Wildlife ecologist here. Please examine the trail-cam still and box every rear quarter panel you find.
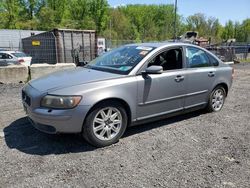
[214,64,233,92]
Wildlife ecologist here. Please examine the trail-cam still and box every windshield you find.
[11,52,27,57]
[85,45,155,74]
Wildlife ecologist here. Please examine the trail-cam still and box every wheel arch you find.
[213,83,229,96]
[82,98,132,130]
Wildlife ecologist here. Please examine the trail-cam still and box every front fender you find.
[49,76,138,121]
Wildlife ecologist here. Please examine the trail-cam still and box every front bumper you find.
[24,103,91,134]
[28,118,57,134]
[22,84,91,134]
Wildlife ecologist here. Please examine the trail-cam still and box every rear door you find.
[11,52,31,66]
[184,46,217,109]
[5,54,16,65]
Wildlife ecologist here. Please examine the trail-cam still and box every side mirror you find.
[142,65,163,75]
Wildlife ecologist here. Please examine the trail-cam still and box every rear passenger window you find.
[186,47,210,68]
[207,53,219,66]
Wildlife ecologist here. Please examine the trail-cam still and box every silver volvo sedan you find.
[22,43,233,147]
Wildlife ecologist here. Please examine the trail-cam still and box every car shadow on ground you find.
[4,111,204,156]
[124,110,204,138]
[4,117,96,155]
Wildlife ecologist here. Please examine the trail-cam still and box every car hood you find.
[29,67,123,92]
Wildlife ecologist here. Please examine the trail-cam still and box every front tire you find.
[207,86,226,112]
[82,102,128,147]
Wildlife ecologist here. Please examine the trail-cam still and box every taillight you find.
[18,59,25,64]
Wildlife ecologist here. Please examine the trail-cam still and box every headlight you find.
[41,95,82,109]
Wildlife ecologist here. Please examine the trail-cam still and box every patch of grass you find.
[239,58,250,63]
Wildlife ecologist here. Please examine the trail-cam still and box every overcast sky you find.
[107,0,250,25]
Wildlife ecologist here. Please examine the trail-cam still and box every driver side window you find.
[148,48,183,71]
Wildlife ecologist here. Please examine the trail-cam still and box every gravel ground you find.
[0,64,250,188]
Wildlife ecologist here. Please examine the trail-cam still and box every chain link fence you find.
[0,29,44,51]
[1,30,250,65]
[22,29,97,65]
[106,40,250,62]
[0,29,97,66]
[206,44,250,62]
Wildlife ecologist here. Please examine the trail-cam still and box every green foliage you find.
[0,0,20,29]
[0,1,249,43]
[19,0,45,19]
[241,19,250,42]
[186,14,225,43]
[222,20,234,40]
[104,4,181,41]
[47,0,66,24]
[89,0,109,33]
[68,0,90,21]
[36,6,55,30]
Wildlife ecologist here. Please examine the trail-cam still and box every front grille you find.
[22,90,31,106]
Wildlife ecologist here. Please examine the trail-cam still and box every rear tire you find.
[207,86,226,112]
[82,102,128,147]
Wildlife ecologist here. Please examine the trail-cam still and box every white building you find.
[0,29,44,50]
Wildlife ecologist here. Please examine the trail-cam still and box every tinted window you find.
[0,53,4,59]
[148,48,183,70]
[0,53,12,59]
[86,45,155,74]
[207,53,219,66]
[186,47,210,68]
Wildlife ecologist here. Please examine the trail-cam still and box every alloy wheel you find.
[92,107,122,141]
[211,89,225,111]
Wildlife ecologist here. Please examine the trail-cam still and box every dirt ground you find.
[0,64,250,188]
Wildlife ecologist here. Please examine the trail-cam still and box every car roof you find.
[0,51,23,53]
[125,42,200,49]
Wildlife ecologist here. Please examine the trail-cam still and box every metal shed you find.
[22,29,97,64]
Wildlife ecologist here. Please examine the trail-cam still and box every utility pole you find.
[109,19,112,49]
[173,0,178,40]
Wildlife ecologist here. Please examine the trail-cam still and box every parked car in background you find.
[22,42,233,147]
[0,51,32,66]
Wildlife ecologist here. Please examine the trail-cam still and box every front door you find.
[0,53,7,66]
[136,47,187,120]
[0,53,14,66]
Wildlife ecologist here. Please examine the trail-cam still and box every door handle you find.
[175,75,184,82]
[208,72,215,77]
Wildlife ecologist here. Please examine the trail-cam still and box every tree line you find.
[0,0,250,43]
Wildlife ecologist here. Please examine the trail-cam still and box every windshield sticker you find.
[139,51,149,56]
[136,46,153,51]
[119,66,132,71]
